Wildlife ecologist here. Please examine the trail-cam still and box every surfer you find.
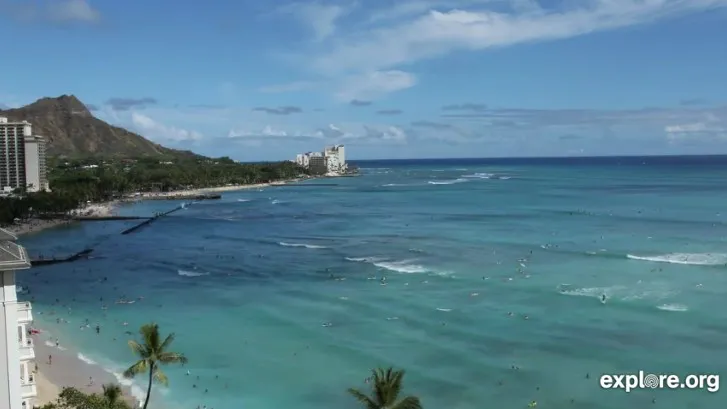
[601,294,607,304]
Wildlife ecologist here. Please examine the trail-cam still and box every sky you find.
[1,0,726,161]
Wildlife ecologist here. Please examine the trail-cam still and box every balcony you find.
[20,378,36,399]
[17,302,32,323]
[19,338,34,361]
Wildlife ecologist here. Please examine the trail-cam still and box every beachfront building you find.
[294,145,347,174]
[0,117,30,192]
[323,144,346,173]
[23,134,49,192]
[0,227,36,409]
[0,117,49,193]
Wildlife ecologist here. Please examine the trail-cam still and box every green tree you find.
[102,383,124,406]
[123,323,188,409]
[39,386,131,409]
[348,368,422,409]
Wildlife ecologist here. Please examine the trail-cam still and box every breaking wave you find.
[177,269,210,277]
[279,242,327,249]
[627,253,727,266]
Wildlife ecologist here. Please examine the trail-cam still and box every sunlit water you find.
[19,156,727,409]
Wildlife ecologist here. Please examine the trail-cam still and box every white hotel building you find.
[295,144,347,174]
[0,228,36,409]
[0,117,50,193]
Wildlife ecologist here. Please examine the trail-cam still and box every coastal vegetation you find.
[123,323,188,409]
[39,384,132,409]
[0,157,308,225]
[348,367,423,409]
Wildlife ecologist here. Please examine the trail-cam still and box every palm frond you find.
[159,332,176,352]
[140,323,159,350]
[348,388,378,409]
[157,351,188,365]
[388,369,405,401]
[152,367,169,386]
[391,396,422,409]
[123,360,148,378]
[128,340,148,358]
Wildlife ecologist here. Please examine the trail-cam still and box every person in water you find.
[601,294,607,303]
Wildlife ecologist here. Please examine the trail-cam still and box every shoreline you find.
[5,201,119,238]
[5,176,333,237]
[33,331,142,408]
[127,179,307,200]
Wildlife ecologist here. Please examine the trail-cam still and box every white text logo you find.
[600,371,719,393]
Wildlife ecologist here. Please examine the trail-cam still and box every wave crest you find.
[279,242,327,249]
[428,178,468,185]
[178,269,210,277]
[627,253,727,266]
[345,256,451,276]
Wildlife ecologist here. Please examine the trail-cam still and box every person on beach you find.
[48,354,52,365]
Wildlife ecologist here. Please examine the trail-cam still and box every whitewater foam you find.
[345,256,452,276]
[428,178,468,185]
[44,340,67,351]
[657,303,689,312]
[279,242,327,249]
[627,252,727,266]
[77,352,97,365]
[462,172,494,179]
[177,269,210,277]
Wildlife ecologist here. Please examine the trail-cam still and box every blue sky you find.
[1,0,726,161]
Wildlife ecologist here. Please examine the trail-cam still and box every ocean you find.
[17,156,727,409]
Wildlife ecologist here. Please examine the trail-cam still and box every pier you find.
[141,193,221,201]
[120,203,188,235]
[31,248,94,266]
[73,216,150,221]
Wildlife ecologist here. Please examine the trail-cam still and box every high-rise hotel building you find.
[0,117,49,192]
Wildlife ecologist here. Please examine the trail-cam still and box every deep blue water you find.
[17,156,727,409]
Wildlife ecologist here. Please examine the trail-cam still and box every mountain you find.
[0,95,198,158]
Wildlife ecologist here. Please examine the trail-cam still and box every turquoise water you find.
[18,156,727,409]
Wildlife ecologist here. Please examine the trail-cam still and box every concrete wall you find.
[24,139,41,192]
[1,270,22,409]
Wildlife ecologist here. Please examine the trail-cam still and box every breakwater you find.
[73,216,150,221]
[31,248,93,266]
[120,203,188,235]
[141,193,221,201]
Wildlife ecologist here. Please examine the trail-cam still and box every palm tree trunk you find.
[142,362,154,409]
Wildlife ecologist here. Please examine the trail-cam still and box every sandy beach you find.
[4,202,117,237]
[33,333,139,408]
[134,182,276,199]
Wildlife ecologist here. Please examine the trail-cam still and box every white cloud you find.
[309,0,727,75]
[131,112,203,142]
[277,1,351,41]
[274,0,727,99]
[48,0,100,23]
[227,121,408,144]
[665,113,727,142]
[228,125,310,138]
[335,70,418,101]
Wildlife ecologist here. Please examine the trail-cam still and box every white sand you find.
[137,183,273,198]
[33,333,139,407]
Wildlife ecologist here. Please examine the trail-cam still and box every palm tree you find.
[348,367,422,409]
[102,383,123,405]
[123,323,188,409]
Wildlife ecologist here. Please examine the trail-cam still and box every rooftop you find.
[0,228,31,270]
